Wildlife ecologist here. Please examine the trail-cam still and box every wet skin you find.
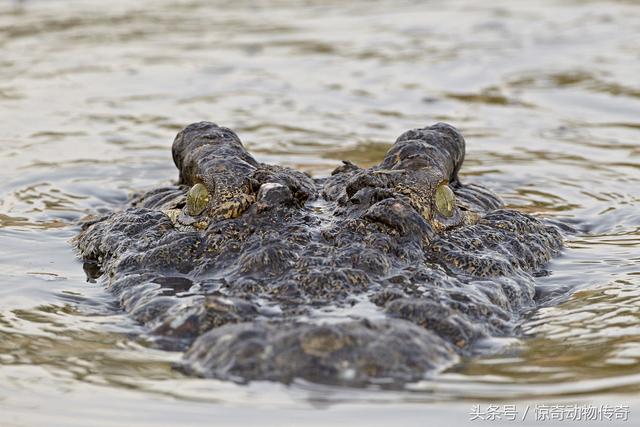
[75,122,563,386]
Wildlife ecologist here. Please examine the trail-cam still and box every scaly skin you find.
[75,122,563,386]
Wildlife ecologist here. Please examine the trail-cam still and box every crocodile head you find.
[76,121,563,387]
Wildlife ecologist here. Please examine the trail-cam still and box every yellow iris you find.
[435,183,456,218]
[187,183,210,216]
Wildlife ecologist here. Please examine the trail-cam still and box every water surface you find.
[1,0,639,425]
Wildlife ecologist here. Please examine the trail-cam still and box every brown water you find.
[1,0,639,425]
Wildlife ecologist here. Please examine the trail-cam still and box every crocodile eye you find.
[435,183,456,218]
[187,183,210,216]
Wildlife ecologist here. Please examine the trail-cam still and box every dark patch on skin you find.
[74,121,563,387]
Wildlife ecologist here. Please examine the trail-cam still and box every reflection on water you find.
[0,0,639,425]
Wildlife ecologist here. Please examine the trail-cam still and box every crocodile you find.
[75,121,563,387]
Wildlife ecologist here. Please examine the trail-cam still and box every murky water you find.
[1,0,639,425]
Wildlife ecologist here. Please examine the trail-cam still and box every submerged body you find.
[76,122,563,386]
